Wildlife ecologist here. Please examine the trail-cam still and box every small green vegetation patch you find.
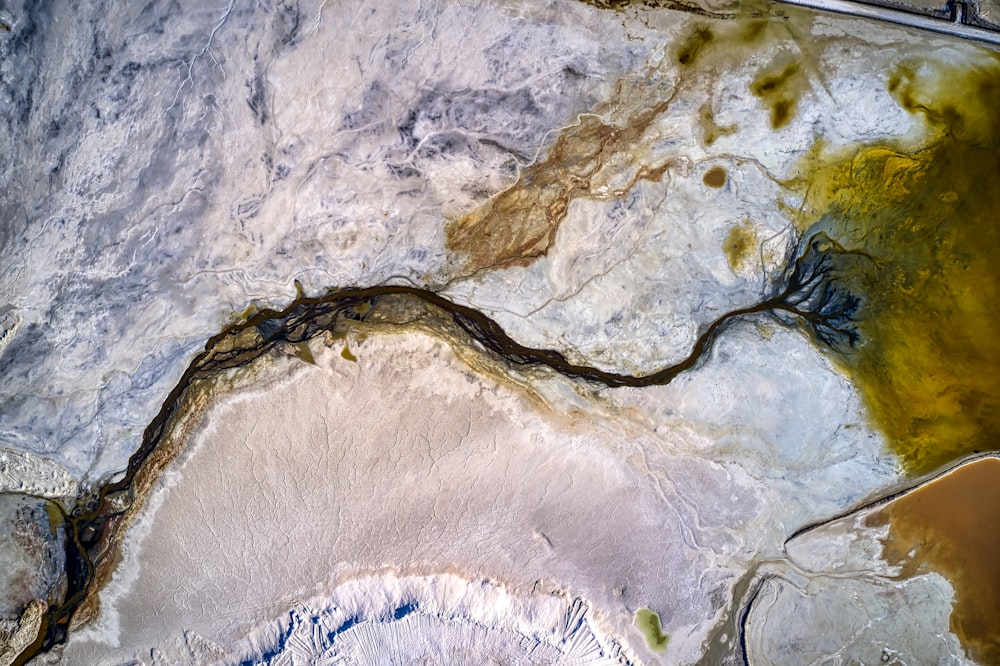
[635,607,669,654]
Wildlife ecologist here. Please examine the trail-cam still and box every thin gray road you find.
[775,0,1000,46]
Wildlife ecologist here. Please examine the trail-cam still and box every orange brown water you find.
[871,458,1000,663]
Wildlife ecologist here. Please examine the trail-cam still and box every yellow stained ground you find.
[722,219,757,272]
[453,2,1000,476]
[669,12,1000,477]
[790,53,1000,475]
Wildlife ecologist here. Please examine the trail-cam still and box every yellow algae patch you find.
[447,6,821,274]
[672,15,795,71]
[671,4,819,73]
[634,607,669,654]
[750,53,807,129]
[698,103,737,145]
[676,25,717,67]
[670,9,822,140]
[869,458,1000,664]
[722,219,758,273]
[789,53,1000,474]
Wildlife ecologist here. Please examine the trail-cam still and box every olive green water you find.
[635,607,669,654]
[674,5,1000,474]
[790,53,1000,475]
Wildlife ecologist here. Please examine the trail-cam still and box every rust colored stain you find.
[870,457,1000,663]
[446,99,674,272]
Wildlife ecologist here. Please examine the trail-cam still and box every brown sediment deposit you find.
[445,102,677,272]
[703,166,728,188]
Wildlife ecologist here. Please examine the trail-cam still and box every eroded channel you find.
[10,232,863,663]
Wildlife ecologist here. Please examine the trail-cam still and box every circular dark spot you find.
[703,166,727,188]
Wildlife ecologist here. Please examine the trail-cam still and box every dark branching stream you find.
[15,232,859,664]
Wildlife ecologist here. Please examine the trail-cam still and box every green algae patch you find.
[635,608,669,654]
[789,52,1000,475]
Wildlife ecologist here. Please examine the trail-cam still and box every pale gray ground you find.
[59,329,913,665]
